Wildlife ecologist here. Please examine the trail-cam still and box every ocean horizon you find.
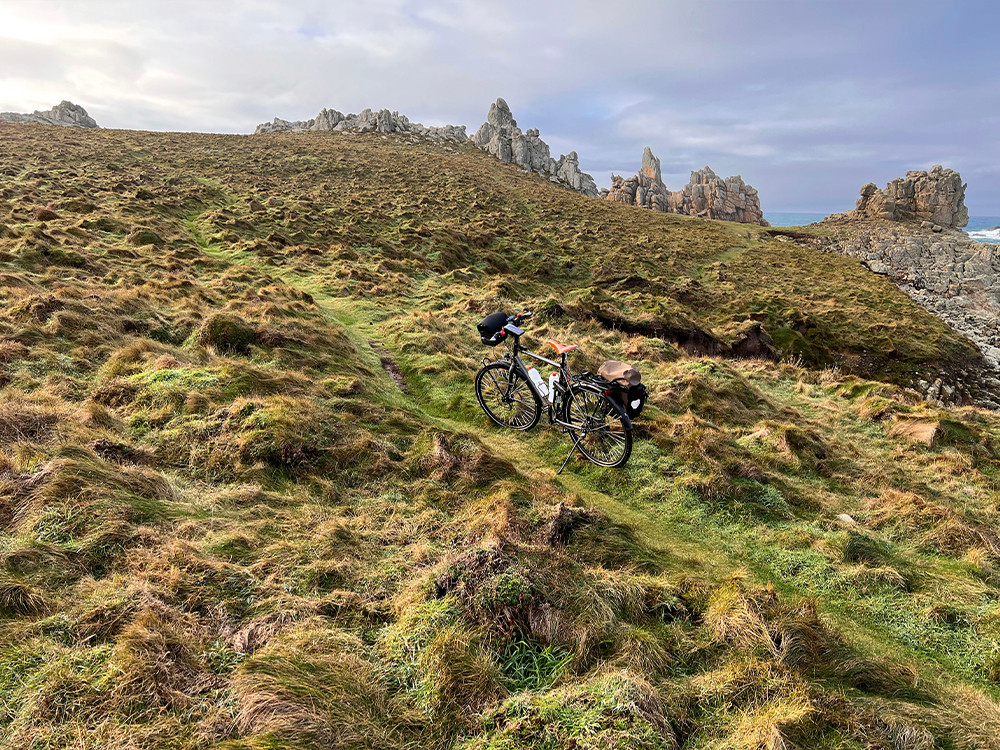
[765,211,1000,244]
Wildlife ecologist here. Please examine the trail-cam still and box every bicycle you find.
[474,310,633,471]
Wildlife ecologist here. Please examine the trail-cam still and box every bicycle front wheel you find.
[475,362,542,431]
[563,387,632,467]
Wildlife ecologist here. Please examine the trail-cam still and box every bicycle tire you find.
[475,362,542,431]
[563,386,632,467]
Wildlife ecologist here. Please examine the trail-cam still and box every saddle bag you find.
[477,311,509,346]
[597,360,648,419]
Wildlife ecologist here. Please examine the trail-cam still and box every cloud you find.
[0,0,997,212]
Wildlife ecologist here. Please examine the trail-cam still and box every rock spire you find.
[0,101,98,128]
[471,98,598,197]
[604,148,768,226]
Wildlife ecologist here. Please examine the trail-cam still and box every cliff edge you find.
[812,166,999,406]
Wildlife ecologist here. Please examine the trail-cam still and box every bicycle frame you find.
[476,318,634,472]
[485,335,631,431]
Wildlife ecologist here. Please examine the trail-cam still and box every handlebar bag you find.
[477,311,509,346]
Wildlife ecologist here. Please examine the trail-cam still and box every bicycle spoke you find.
[564,388,630,466]
[589,396,604,420]
[480,361,629,465]
[487,369,512,398]
[510,396,533,426]
[476,363,541,432]
[485,369,503,393]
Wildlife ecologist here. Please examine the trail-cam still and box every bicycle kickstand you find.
[557,430,585,475]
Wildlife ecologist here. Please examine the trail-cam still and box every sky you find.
[1,0,997,214]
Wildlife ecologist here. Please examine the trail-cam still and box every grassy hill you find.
[2,124,1000,749]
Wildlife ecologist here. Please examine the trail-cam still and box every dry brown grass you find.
[3,124,1000,750]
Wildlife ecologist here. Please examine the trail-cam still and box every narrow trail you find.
[185,214,991,694]
[187,221,713,570]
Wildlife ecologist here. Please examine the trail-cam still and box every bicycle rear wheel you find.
[475,362,542,431]
[563,386,632,467]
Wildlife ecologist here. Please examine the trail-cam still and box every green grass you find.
[499,638,573,691]
[1,124,1000,748]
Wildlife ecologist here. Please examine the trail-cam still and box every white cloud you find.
[0,0,711,130]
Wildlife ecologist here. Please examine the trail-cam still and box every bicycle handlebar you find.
[509,310,534,324]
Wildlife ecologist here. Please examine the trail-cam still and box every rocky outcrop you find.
[473,99,548,171]
[0,101,98,128]
[809,168,1000,408]
[671,167,768,225]
[257,98,600,197]
[554,152,598,196]
[604,147,671,211]
[847,165,968,228]
[603,148,768,226]
[472,98,598,197]
[821,219,1000,364]
[255,107,467,142]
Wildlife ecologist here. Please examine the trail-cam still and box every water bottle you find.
[527,366,548,398]
[547,372,559,404]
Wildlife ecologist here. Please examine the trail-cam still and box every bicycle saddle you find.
[547,339,578,355]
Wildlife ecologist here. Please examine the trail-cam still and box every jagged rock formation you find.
[603,148,768,226]
[604,147,671,211]
[847,165,969,228]
[0,101,98,128]
[673,167,768,225]
[554,152,596,195]
[473,99,548,172]
[255,107,467,142]
[472,98,598,197]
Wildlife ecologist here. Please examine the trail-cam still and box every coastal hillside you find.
[780,168,1000,409]
[3,124,1000,748]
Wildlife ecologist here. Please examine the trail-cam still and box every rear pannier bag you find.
[477,311,509,346]
[598,360,648,419]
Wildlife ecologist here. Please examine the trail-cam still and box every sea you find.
[764,212,1000,244]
